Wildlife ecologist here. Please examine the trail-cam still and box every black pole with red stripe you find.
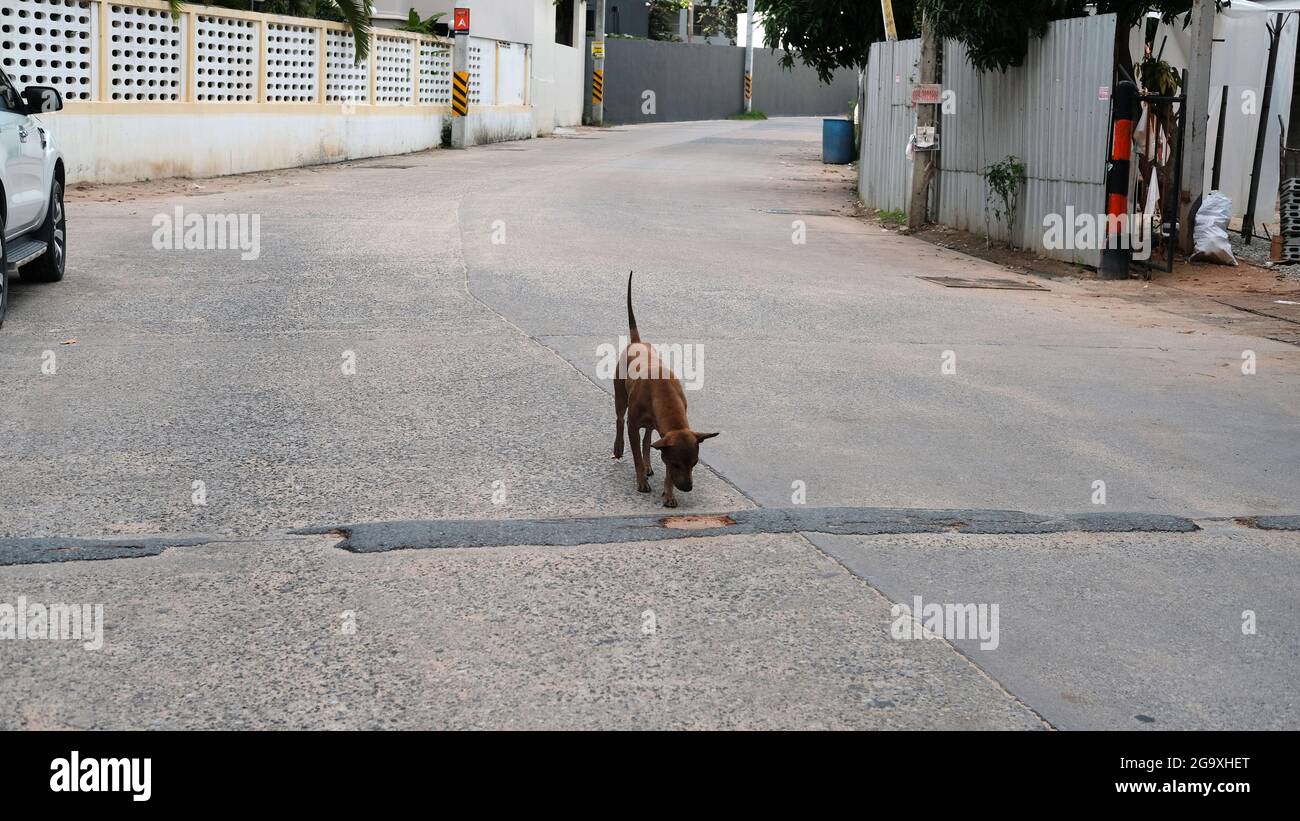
[1101,80,1139,279]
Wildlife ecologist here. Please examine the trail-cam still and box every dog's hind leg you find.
[642,427,654,476]
[613,379,627,458]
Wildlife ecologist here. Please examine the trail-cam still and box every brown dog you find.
[613,272,718,508]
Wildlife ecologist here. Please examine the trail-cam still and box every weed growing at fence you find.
[878,209,907,228]
[981,155,1025,249]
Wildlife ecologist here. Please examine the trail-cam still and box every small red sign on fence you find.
[454,8,470,32]
[911,84,942,105]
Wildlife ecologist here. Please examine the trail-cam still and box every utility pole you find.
[592,0,606,124]
[743,0,755,113]
[1179,0,1216,252]
[880,0,898,41]
[1101,81,1139,278]
[1242,13,1284,243]
[907,14,938,230]
[450,7,470,149]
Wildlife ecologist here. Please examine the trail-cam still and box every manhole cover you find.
[765,207,840,216]
[661,514,737,530]
[918,276,1048,291]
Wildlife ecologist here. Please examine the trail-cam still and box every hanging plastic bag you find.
[1189,191,1238,266]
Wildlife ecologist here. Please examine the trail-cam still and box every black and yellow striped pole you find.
[452,71,469,118]
[592,0,606,124]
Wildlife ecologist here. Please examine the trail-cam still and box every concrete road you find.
[0,117,1296,729]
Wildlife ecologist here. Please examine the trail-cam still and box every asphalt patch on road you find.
[0,535,211,567]
[1236,515,1300,531]
[293,506,1202,554]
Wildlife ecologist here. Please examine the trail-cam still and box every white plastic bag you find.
[1189,191,1238,266]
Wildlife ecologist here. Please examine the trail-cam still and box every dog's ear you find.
[693,431,720,443]
[650,438,670,450]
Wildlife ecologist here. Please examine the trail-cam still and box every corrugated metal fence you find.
[859,14,1116,266]
[859,38,921,213]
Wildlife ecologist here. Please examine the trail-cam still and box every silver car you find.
[0,66,65,328]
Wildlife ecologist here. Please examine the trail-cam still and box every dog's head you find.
[650,430,720,493]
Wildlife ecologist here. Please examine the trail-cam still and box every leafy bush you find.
[980,155,1026,247]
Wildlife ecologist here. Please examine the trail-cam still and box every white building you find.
[370,0,589,134]
[736,12,768,48]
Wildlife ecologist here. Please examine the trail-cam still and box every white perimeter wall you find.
[530,0,587,133]
[1,0,585,183]
[45,110,446,184]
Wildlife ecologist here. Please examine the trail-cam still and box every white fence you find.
[0,0,534,181]
[0,0,533,107]
[858,14,1116,266]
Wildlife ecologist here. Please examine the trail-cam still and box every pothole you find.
[661,514,737,530]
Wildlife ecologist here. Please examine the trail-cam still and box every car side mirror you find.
[20,86,63,114]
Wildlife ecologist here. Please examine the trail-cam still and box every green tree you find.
[757,0,1213,78]
[398,9,446,36]
[755,0,916,83]
[917,1,1213,74]
[648,1,689,42]
[695,0,749,44]
[915,1,1083,72]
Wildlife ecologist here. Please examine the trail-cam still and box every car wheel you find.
[22,179,66,283]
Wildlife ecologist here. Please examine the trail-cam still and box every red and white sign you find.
[911,84,942,105]
[453,7,470,32]
[1098,85,1111,101]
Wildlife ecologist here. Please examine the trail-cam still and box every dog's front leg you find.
[630,422,651,493]
[662,481,677,508]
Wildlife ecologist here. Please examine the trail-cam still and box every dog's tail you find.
[626,270,641,344]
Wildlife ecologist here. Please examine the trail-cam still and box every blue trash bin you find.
[822,118,854,165]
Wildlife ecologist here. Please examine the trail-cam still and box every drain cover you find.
[661,514,737,530]
[765,207,840,216]
[919,276,1048,291]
